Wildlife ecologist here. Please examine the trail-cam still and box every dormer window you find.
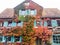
[19,9,37,16]
[30,9,37,15]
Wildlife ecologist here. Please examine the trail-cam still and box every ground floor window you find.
[0,36,2,42]
[53,35,60,43]
[14,36,20,42]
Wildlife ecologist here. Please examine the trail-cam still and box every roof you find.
[0,8,14,18]
[14,0,43,14]
[42,8,60,18]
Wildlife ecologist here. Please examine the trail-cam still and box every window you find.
[3,21,8,27]
[19,9,26,16]
[57,20,60,26]
[26,9,30,15]
[17,21,23,27]
[51,20,58,27]
[53,35,60,43]
[47,20,51,26]
[14,36,20,42]
[7,36,11,42]
[30,9,37,15]
[0,36,2,42]
[11,22,17,27]
[8,21,12,27]
[19,9,37,16]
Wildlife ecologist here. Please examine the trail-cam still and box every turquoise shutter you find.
[2,36,5,42]
[0,36,2,42]
[34,20,36,27]
[18,22,23,27]
[11,22,16,27]
[20,36,22,43]
[51,20,58,27]
[11,36,14,43]
[44,21,47,26]
[3,21,8,27]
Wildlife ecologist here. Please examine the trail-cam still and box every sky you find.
[0,0,60,13]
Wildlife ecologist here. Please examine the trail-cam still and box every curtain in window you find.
[11,22,16,27]
[3,21,8,27]
[51,20,58,27]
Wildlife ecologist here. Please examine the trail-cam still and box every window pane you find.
[30,9,37,15]
[19,10,26,16]
[14,36,20,42]
[3,21,8,27]
[51,20,58,27]
[18,21,23,27]
[57,20,60,26]
[7,36,11,42]
[53,35,60,43]
[26,9,30,15]
[47,20,51,26]
[11,22,16,27]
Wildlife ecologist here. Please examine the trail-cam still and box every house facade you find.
[0,0,60,45]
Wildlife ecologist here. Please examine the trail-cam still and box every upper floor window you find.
[30,9,37,15]
[3,21,8,27]
[47,20,51,26]
[19,9,37,16]
[51,20,58,27]
[17,21,23,27]
[8,21,12,27]
[19,9,26,16]
[57,20,60,26]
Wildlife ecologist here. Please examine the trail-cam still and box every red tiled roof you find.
[0,8,14,18]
